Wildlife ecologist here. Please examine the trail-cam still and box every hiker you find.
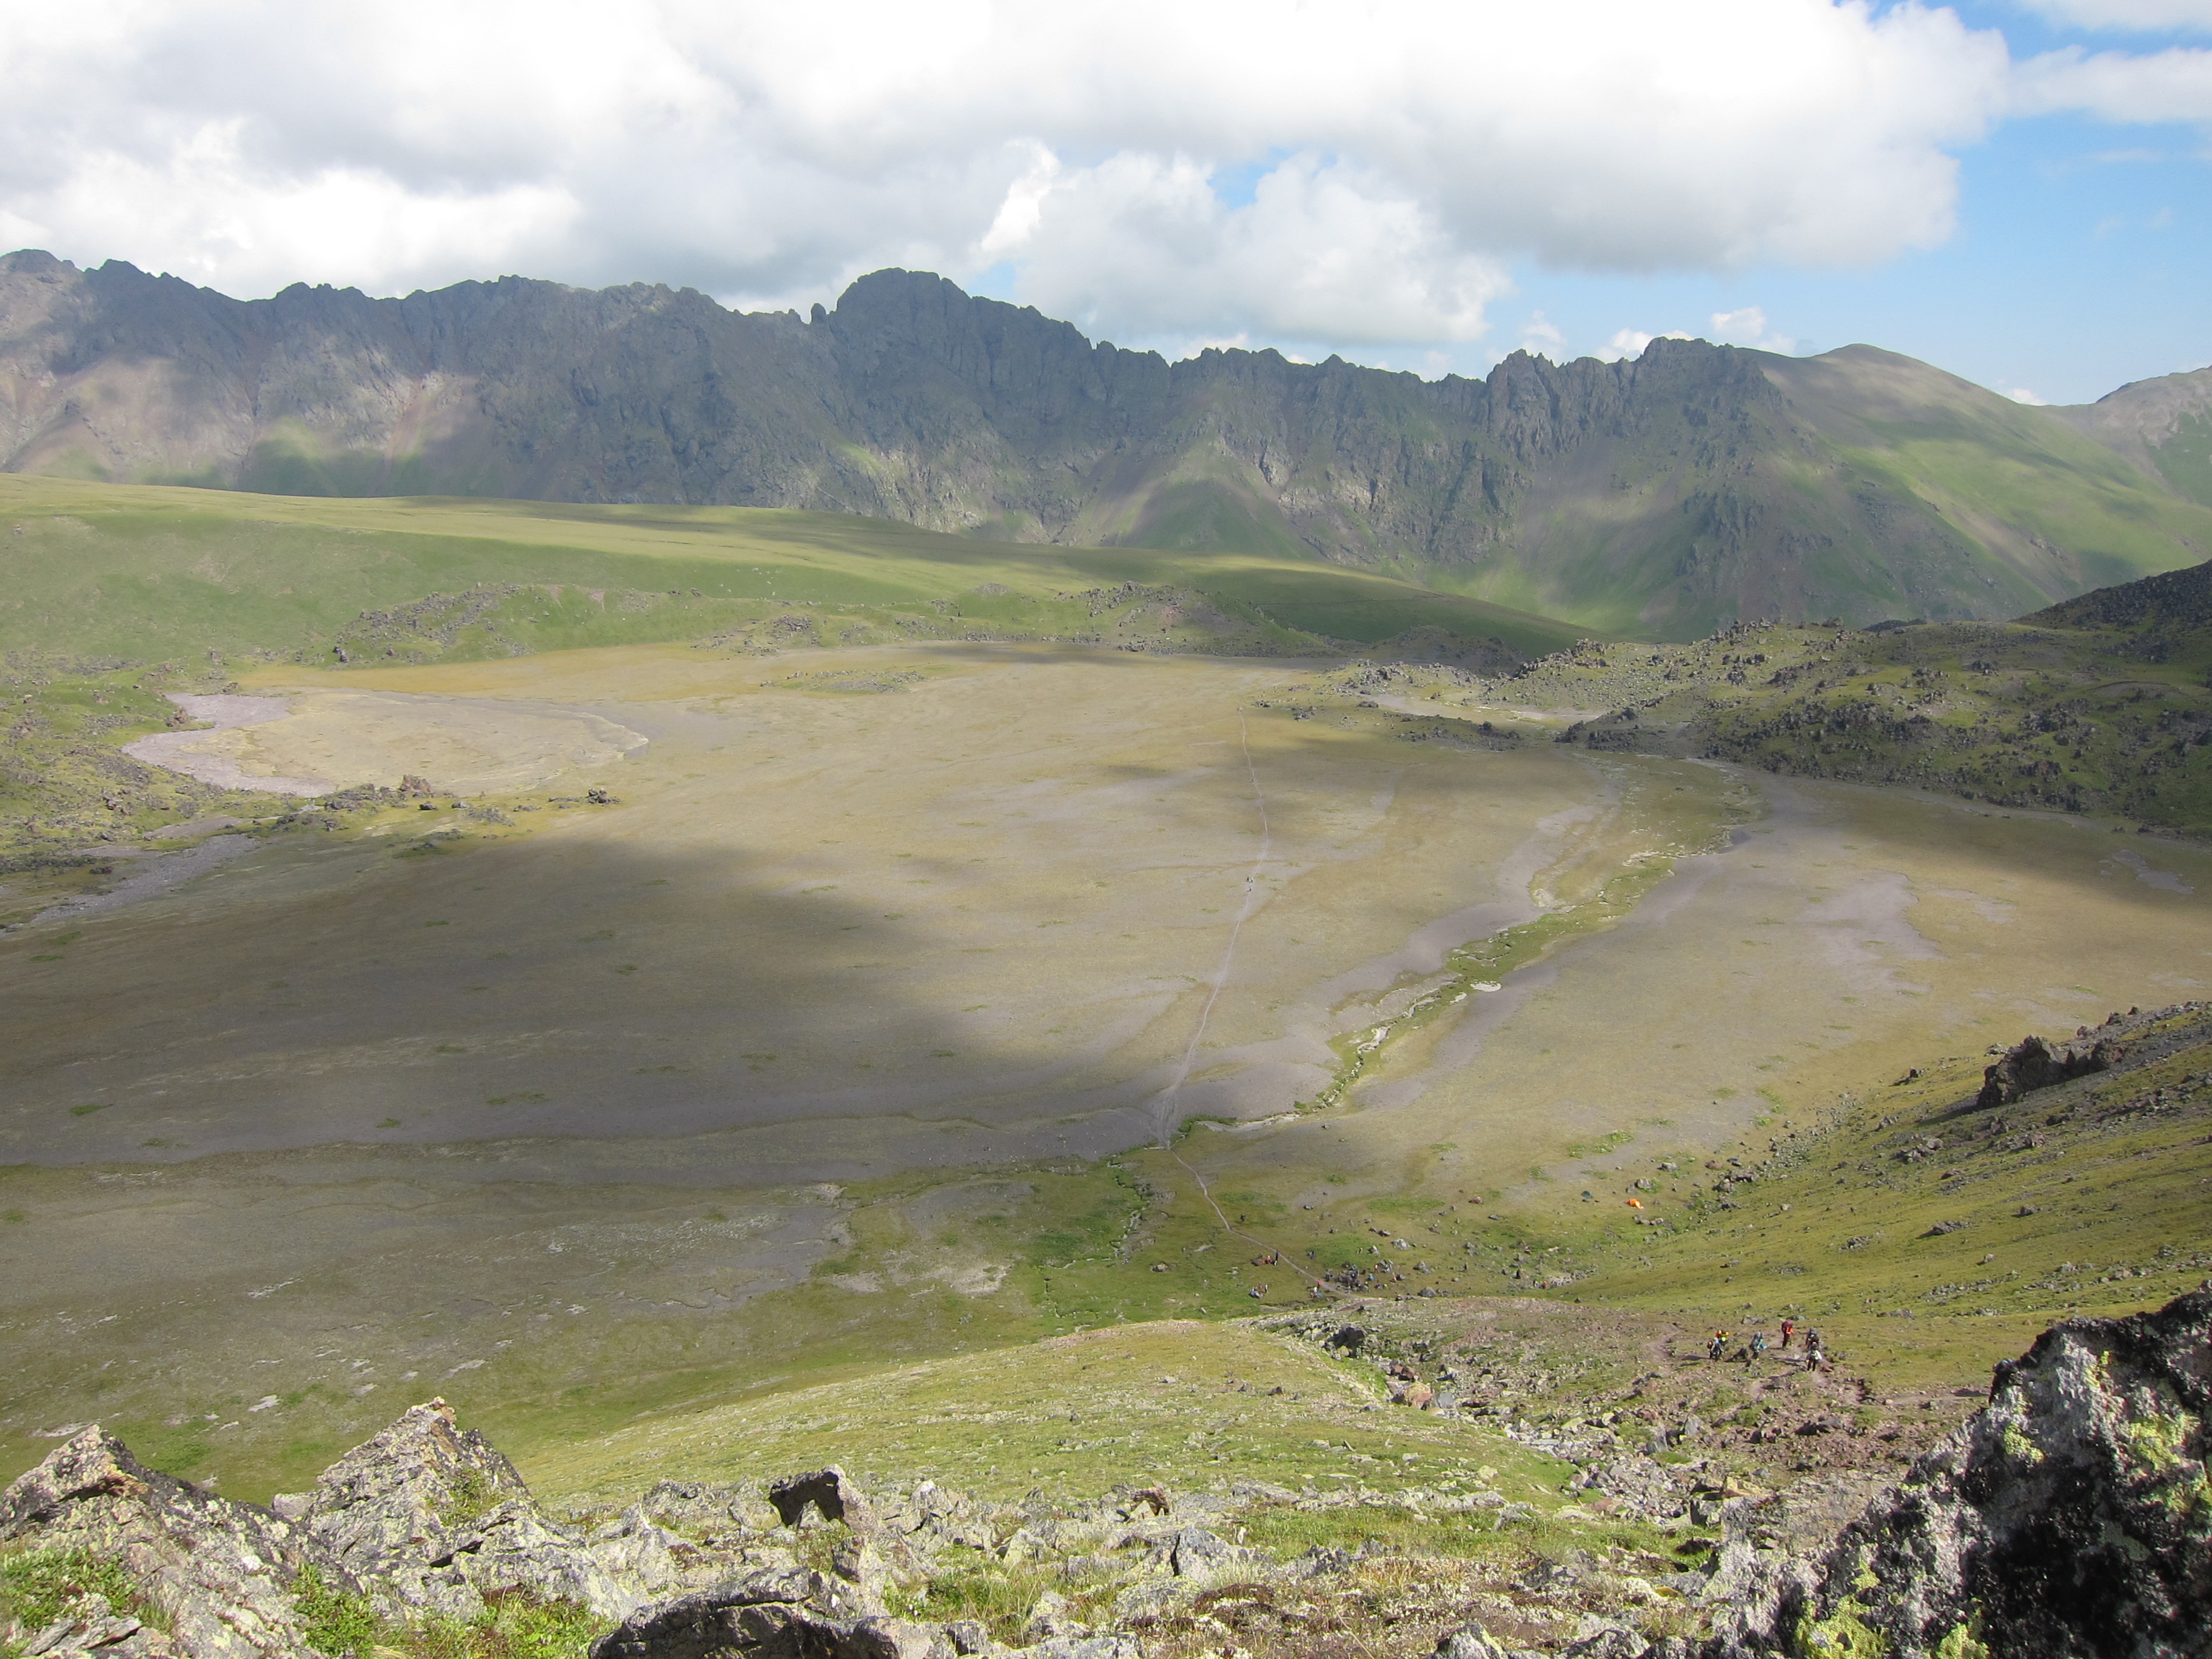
[1804,1328,1826,1370]
[1749,1330,1768,1359]
[1780,1318,1795,1349]
[1708,1329,1730,1360]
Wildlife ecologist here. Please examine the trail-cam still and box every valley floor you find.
[0,642,2205,1517]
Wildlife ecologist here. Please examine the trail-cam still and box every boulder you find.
[1563,1630,1648,1659]
[770,1467,876,1532]
[0,1426,345,1658]
[1706,1288,2212,1658]
[586,1564,842,1658]
[1434,1621,1513,1659]
[295,1396,627,1621]
[1013,1638,1139,1659]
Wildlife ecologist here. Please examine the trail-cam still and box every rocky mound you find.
[4,1294,2208,1658]
[1975,1031,2122,1110]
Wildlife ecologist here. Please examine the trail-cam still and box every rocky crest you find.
[4,1295,2209,1658]
[4,253,2205,635]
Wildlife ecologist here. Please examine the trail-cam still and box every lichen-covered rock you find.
[0,1427,344,1658]
[1708,1288,2212,1658]
[1434,1621,1513,1659]
[296,1396,628,1622]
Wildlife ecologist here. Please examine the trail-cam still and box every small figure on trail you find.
[1708,1330,1730,1360]
[1780,1318,1795,1349]
[1248,1285,1265,1299]
[1804,1328,1826,1370]
[1749,1330,1768,1359]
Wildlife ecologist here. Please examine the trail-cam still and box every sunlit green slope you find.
[0,475,1587,666]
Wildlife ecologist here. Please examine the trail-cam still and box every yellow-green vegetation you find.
[1560,1005,2212,1387]
[0,474,1584,668]
[0,1542,157,1647]
[0,657,291,859]
[0,472,1584,854]
[290,1566,598,1659]
[7,634,2208,1510]
[534,1319,1563,1509]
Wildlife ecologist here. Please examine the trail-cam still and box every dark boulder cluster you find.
[1976,1032,2122,1110]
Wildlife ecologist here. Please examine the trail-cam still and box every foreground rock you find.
[7,1293,2211,1658]
[1706,1288,2212,1659]
[289,1398,631,1623]
[0,1426,344,1657]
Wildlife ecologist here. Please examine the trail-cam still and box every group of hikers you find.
[1703,1316,1826,1369]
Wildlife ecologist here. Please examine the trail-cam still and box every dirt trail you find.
[1148,709,1275,1148]
[34,834,262,922]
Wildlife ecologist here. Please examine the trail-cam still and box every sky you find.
[0,0,2205,404]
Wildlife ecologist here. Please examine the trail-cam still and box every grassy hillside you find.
[2053,361,2212,509]
[508,1006,2212,1515]
[0,475,1585,668]
[1441,577,2212,833]
[0,474,1587,858]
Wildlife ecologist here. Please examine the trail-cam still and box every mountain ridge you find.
[5,250,2211,638]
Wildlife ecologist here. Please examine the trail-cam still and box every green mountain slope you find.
[2053,361,2212,508]
[5,254,2209,639]
[0,474,1583,668]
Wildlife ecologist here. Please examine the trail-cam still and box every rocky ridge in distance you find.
[4,253,2210,637]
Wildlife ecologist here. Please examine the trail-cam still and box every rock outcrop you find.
[287,1397,627,1623]
[1706,1289,2212,1659]
[1974,1033,2122,1110]
[7,1293,2212,1658]
[0,1425,347,1657]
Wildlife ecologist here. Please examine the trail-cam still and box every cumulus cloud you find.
[0,0,2028,355]
[2014,44,2212,122]
[1708,306,1798,352]
[2006,386,2052,403]
[1518,313,1570,358]
[1594,327,1692,362]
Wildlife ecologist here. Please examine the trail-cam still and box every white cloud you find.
[1594,327,1693,361]
[2005,386,2051,403]
[2015,45,2212,122]
[1518,313,1569,358]
[0,0,2020,355]
[1708,305,1798,352]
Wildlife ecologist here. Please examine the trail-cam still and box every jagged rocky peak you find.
[4,249,2199,634]
[4,1294,2210,1657]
